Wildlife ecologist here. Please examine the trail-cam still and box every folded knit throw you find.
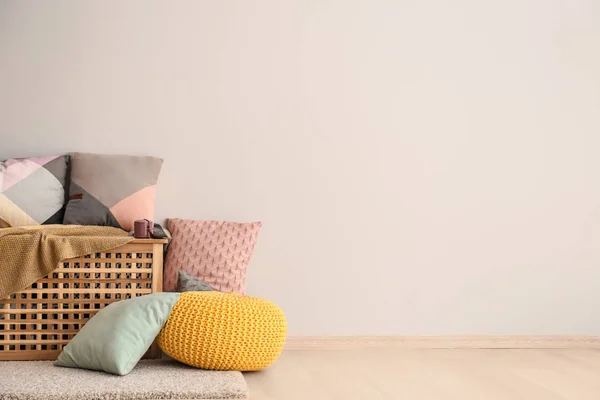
[0,225,133,299]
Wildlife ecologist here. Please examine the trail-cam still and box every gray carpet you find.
[0,359,248,400]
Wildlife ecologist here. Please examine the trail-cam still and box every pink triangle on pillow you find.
[109,185,157,231]
[1,159,43,191]
[29,155,60,166]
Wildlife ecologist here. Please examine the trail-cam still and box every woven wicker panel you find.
[0,240,165,361]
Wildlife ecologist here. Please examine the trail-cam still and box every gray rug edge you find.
[0,360,249,400]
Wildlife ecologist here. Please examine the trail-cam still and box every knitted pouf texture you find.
[158,291,287,371]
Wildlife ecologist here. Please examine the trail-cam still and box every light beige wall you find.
[1,0,599,335]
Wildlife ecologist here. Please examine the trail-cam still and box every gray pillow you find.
[63,152,163,231]
[178,270,214,292]
[55,293,180,375]
[0,155,69,227]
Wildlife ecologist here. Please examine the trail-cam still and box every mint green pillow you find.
[55,293,180,376]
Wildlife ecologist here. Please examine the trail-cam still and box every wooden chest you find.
[0,239,167,361]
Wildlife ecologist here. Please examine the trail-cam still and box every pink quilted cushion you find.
[164,219,262,294]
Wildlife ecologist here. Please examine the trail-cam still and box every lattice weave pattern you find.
[0,241,164,361]
[164,219,262,294]
[158,292,287,371]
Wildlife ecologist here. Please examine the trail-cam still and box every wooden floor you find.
[243,348,600,399]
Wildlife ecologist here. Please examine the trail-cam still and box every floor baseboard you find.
[285,335,600,350]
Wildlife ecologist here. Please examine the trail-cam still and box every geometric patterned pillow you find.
[164,219,262,294]
[0,155,69,227]
[63,153,163,231]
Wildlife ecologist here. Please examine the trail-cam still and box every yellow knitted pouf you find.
[158,291,287,371]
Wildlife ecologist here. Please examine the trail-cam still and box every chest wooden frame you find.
[0,239,167,361]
